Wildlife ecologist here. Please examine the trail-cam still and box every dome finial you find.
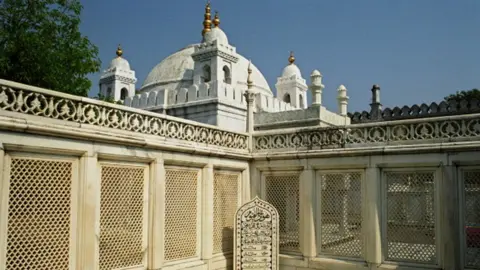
[213,10,220,28]
[247,60,253,89]
[202,1,212,37]
[116,44,123,57]
[288,51,295,65]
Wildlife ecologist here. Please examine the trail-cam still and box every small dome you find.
[311,70,322,76]
[337,84,347,91]
[109,57,130,71]
[281,63,302,78]
[204,27,229,45]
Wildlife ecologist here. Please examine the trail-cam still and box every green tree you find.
[444,89,480,103]
[0,0,101,97]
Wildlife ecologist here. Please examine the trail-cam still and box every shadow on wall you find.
[221,227,234,254]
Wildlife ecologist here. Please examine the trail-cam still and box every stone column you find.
[365,167,382,265]
[201,163,214,261]
[309,70,324,106]
[149,158,166,268]
[440,165,461,269]
[0,146,7,268]
[299,168,317,257]
[80,153,98,270]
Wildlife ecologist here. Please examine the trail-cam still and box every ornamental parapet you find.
[0,79,249,152]
[253,113,480,152]
[348,99,480,123]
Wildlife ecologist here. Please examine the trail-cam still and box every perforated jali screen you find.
[385,171,436,264]
[6,157,73,270]
[99,165,146,270]
[213,171,239,254]
[463,169,480,268]
[319,172,363,258]
[264,173,300,252]
[164,167,199,261]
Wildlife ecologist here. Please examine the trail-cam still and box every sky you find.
[80,0,480,113]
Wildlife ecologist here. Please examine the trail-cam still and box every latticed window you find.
[213,171,239,254]
[6,156,74,270]
[99,164,147,270]
[462,168,480,268]
[264,173,300,253]
[319,171,363,258]
[164,167,200,261]
[384,171,436,264]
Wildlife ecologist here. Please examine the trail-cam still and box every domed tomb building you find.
[99,2,350,132]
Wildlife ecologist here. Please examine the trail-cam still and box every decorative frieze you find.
[99,75,137,85]
[192,49,239,63]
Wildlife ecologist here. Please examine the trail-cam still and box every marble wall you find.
[0,79,479,270]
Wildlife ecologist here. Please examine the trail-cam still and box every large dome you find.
[141,44,272,96]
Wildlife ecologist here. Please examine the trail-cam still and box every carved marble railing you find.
[348,99,480,123]
[0,79,248,150]
[254,113,480,152]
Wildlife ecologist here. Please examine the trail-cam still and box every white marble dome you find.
[109,57,130,71]
[204,27,229,45]
[141,44,273,96]
[281,63,302,78]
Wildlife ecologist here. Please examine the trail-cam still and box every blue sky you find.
[80,0,479,112]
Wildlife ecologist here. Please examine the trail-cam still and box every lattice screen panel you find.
[385,171,436,264]
[6,157,73,270]
[213,171,239,254]
[264,173,300,252]
[164,168,199,261]
[319,172,362,258]
[463,169,480,268]
[99,165,145,270]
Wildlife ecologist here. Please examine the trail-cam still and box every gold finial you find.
[116,44,123,57]
[247,60,253,89]
[213,11,220,28]
[202,1,212,37]
[288,51,295,65]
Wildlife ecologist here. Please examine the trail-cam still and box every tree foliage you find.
[444,89,480,103]
[0,0,101,96]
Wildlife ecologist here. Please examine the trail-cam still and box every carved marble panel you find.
[234,197,279,270]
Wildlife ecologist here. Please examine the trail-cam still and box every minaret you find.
[192,2,239,93]
[99,44,137,101]
[337,85,349,116]
[275,51,308,109]
[309,70,324,106]
[245,61,256,150]
[201,1,212,38]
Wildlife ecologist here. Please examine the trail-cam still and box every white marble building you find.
[98,2,349,132]
[1,2,479,270]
